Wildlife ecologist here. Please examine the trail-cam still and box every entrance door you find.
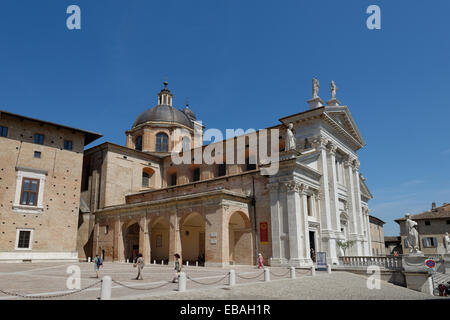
[309,231,316,262]
[198,232,205,265]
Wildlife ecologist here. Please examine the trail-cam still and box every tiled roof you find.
[395,203,450,222]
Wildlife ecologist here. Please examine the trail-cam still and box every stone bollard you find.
[311,266,316,277]
[178,272,186,292]
[186,261,189,267]
[326,264,332,274]
[229,270,236,286]
[153,260,156,265]
[88,257,91,263]
[126,259,129,263]
[290,267,296,279]
[264,268,270,282]
[100,276,112,300]
[161,260,163,265]
[196,261,198,267]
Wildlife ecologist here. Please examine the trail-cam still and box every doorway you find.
[309,231,316,262]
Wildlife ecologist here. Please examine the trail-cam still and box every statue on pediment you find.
[445,232,450,254]
[285,123,296,151]
[405,214,421,254]
[312,78,320,99]
[330,80,337,100]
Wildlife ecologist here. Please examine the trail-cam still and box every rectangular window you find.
[218,164,226,177]
[34,151,41,158]
[34,133,44,145]
[20,178,40,206]
[64,140,73,150]
[0,126,8,137]
[170,173,177,186]
[307,195,312,216]
[193,168,200,182]
[422,237,438,248]
[425,220,430,226]
[17,230,31,249]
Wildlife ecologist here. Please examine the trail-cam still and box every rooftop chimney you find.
[431,202,436,211]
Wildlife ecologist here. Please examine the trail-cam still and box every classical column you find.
[285,182,312,267]
[313,136,337,264]
[299,186,312,263]
[344,156,362,255]
[268,182,283,265]
[352,159,366,254]
[327,142,341,233]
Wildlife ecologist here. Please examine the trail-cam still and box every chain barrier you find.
[269,269,291,277]
[112,279,173,291]
[236,270,265,280]
[186,274,229,285]
[0,280,102,299]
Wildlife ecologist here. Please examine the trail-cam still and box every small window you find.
[34,134,44,145]
[17,230,31,249]
[20,178,40,206]
[34,151,41,158]
[422,237,438,248]
[170,173,177,186]
[447,220,450,225]
[0,126,8,137]
[64,140,73,150]
[156,133,168,152]
[245,156,256,171]
[135,136,142,152]
[218,164,226,177]
[193,167,200,182]
[142,172,150,187]
[425,220,430,226]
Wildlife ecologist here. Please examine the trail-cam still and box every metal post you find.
[327,264,332,274]
[264,268,270,282]
[311,266,316,276]
[178,272,186,292]
[100,276,112,300]
[88,257,91,263]
[290,267,296,279]
[229,270,236,286]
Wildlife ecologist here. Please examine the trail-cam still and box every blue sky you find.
[1,0,449,236]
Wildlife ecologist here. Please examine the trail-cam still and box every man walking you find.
[134,253,145,280]
[93,254,103,279]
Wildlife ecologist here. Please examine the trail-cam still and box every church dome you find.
[133,104,193,129]
[132,81,194,129]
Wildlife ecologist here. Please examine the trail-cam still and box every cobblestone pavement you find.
[0,262,445,300]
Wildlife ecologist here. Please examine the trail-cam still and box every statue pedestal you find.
[402,254,433,295]
[326,98,341,107]
[443,254,450,274]
[280,149,299,161]
[307,97,324,109]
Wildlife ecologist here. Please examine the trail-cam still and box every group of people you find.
[92,252,268,282]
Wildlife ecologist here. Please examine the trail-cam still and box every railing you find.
[338,256,403,270]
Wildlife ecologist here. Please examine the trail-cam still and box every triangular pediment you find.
[323,106,365,147]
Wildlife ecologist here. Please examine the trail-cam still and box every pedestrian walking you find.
[257,253,264,269]
[93,254,103,278]
[172,253,182,283]
[134,253,145,280]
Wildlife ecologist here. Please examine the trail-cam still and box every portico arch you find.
[150,216,170,263]
[228,211,253,265]
[180,212,206,265]
[123,221,140,263]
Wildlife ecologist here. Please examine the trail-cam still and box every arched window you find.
[182,136,191,152]
[156,133,168,152]
[135,136,142,151]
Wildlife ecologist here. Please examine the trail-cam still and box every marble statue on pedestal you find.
[312,78,320,99]
[444,232,450,254]
[285,123,296,151]
[405,213,421,254]
[330,80,337,100]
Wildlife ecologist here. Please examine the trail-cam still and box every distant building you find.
[369,215,385,256]
[0,110,101,262]
[395,202,450,255]
[384,236,402,255]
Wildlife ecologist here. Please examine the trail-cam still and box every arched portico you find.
[180,212,206,265]
[150,216,170,263]
[123,221,140,263]
[228,211,253,265]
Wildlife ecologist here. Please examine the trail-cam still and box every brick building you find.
[0,110,101,262]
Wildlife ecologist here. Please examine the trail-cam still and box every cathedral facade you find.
[78,80,372,267]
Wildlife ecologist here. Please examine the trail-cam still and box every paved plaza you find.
[0,262,443,300]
